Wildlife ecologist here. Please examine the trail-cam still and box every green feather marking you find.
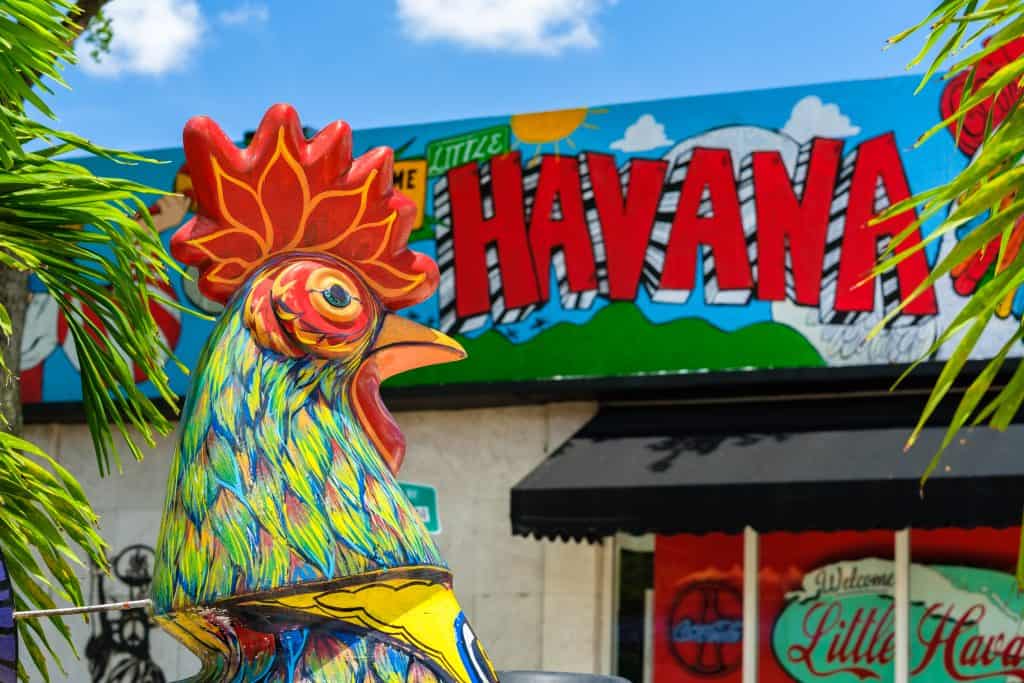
[152,289,443,616]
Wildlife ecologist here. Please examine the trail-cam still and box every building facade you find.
[21,47,1024,681]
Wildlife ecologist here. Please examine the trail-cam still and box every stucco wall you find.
[21,401,607,681]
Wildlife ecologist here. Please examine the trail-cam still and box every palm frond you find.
[877,1,1024,582]
[0,2,185,680]
[0,430,107,682]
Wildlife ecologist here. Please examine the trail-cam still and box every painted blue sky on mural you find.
[27,74,981,403]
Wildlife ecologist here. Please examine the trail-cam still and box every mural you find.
[85,545,165,683]
[20,194,189,403]
[149,104,495,682]
[22,45,1024,403]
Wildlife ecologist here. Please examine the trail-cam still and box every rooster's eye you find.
[322,284,352,308]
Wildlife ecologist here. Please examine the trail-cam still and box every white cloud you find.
[781,95,861,143]
[396,0,614,56]
[611,114,673,152]
[79,0,204,77]
[218,3,270,26]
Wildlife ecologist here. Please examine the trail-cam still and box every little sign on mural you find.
[425,125,511,178]
[399,482,441,534]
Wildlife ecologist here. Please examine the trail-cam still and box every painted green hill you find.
[386,303,824,387]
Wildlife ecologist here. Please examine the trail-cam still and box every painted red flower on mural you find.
[941,36,1024,311]
[940,36,1024,158]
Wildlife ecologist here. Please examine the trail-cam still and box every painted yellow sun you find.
[510,106,607,162]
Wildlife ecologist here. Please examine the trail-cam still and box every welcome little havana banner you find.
[778,559,1024,681]
[22,45,1024,403]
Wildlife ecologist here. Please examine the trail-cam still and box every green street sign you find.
[399,481,441,534]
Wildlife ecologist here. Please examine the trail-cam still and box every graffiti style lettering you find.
[753,138,844,305]
[832,133,938,319]
[525,155,599,308]
[654,148,753,303]
[433,132,939,335]
[394,166,419,187]
[583,153,666,301]
[426,126,511,178]
[435,153,539,334]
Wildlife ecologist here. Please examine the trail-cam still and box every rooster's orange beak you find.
[368,314,466,382]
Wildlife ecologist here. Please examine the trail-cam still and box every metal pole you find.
[894,529,910,683]
[743,526,758,683]
[14,599,152,620]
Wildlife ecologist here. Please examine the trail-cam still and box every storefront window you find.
[618,541,654,683]
[618,527,1022,682]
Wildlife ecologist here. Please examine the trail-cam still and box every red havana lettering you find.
[753,138,843,305]
[659,148,753,295]
[834,133,938,316]
[527,155,598,301]
[585,153,665,300]
[436,132,939,333]
[447,152,540,318]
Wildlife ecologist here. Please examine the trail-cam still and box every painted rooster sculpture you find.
[150,104,498,683]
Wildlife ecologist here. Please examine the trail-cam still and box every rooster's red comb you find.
[171,104,437,310]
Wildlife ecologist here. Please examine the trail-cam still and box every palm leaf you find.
[878,0,1024,584]
[0,2,186,679]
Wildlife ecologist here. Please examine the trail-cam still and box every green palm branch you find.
[873,2,1024,576]
[0,1,183,679]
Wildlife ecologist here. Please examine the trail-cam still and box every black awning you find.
[511,403,1024,541]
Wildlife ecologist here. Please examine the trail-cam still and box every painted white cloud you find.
[79,0,204,77]
[396,0,614,56]
[611,114,673,152]
[218,3,270,26]
[781,95,861,143]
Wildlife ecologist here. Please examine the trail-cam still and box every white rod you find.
[894,529,910,683]
[743,527,758,683]
[642,588,654,683]
[599,535,619,676]
[14,599,152,620]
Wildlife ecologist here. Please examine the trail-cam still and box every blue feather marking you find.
[279,629,308,683]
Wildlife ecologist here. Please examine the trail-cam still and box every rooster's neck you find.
[150,302,444,616]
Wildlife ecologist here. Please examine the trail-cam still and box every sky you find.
[45,0,941,153]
